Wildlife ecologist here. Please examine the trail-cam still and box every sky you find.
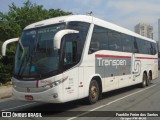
[0,0,160,40]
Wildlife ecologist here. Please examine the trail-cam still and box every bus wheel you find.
[87,80,99,104]
[140,73,147,88]
[147,72,152,86]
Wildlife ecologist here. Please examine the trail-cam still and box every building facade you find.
[134,23,153,39]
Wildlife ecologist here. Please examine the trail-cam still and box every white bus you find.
[2,15,158,104]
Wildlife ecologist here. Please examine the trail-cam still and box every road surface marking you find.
[1,102,37,111]
[67,84,156,120]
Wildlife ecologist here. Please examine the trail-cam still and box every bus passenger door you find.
[131,53,141,84]
[62,34,82,101]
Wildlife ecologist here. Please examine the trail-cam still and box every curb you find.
[0,86,12,99]
[0,94,12,99]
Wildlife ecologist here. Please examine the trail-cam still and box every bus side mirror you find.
[54,29,79,49]
[2,38,19,56]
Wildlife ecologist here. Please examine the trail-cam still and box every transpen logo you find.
[97,58,127,69]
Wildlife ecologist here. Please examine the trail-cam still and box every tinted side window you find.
[146,41,152,54]
[89,25,109,53]
[136,38,143,54]
[143,41,150,54]
[136,38,157,55]
[67,21,90,55]
[133,38,139,53]
[108,30,122,51]
[62,34,79,70]
[138,39,149,54]
[151,43,157,55]
[64,41,77,65]
[121,34,134,52]
[150,43,154,55]
[67,22,90,47]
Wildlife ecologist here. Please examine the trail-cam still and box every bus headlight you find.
[42,80,61,88]
[53,80,61,87]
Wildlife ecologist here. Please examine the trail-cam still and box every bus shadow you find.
[100,82,154,102]
[101,84,140,99]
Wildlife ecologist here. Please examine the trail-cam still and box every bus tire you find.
[140,73,147,88]
[87,80,99,104]
[147,72,152,86]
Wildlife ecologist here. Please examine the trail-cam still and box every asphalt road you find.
[0,75,160,120]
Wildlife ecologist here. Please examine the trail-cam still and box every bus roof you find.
[24,15,156,43]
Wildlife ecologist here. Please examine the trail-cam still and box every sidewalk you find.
[0,85,12,99]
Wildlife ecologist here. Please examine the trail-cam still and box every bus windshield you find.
[14,23,65,79]
[14,21,90,80]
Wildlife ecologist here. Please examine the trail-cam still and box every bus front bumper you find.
[12,87,63,103]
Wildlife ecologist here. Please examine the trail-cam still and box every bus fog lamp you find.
[53,93,58,98]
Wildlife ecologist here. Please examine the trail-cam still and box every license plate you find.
[25,95,33,100]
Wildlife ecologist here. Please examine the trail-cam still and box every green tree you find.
[0,0,72,84]
[0,0,72,42]
[0,11,21,41]
[48,9,72,18]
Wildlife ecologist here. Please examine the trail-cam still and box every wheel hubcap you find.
[91,86,98,99]
[144,80,146,86]
[143,76,146,86]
